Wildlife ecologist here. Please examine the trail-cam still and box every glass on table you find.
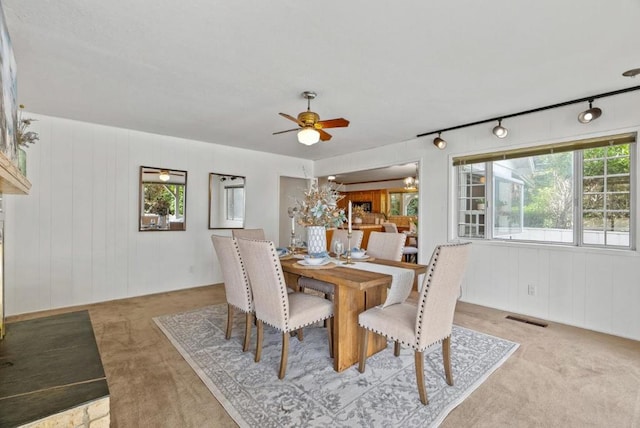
[333,240,344,258]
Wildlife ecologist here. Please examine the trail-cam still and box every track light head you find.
[578,100,602,124]
[433,133,447,149]
[492,120,508,138]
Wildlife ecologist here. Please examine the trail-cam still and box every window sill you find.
[456,238,638,257]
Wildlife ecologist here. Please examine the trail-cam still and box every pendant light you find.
[492,119,508,138]
[577,100,602,124]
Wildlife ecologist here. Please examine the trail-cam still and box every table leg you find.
[333,284,387,372]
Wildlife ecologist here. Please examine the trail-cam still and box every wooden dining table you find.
[280,257,427,372]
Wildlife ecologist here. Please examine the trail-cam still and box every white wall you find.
[316,91,640,341]
[4,114,312,315]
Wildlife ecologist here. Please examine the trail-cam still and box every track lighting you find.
[418,84,640,149]
[577,100,602,124]
[297,127,320,145]
[433,133,447,149]
[492,120,508,138]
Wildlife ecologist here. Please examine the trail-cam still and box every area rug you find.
[154,304,518,427]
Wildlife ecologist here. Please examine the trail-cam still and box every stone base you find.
[20,396,110,428]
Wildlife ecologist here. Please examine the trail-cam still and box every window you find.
[582,144,631,246]
[225,186,245,221]
[390,191,419,216]
[454,133,635,248]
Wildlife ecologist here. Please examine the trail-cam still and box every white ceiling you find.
[4,1,640,162]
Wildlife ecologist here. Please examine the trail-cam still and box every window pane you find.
[457,163,485,238]
[583,193,604,211]
[584,159,604,176]
[583,177,604,192]
[493,152,573,243]
[582,144,631,247]
[606,175,630,192]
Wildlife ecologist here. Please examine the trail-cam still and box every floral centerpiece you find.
[352,205,366,223]
[295,180,347,228]
[294,180,347,254]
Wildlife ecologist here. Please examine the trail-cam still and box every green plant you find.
[16,104,39,148]
[153,199,170,216]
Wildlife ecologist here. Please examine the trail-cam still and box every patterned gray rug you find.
[154,304,518,427]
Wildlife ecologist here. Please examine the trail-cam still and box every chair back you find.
[236,238,290,330]
[415,242,471,349]
[366,231,405,261]
[210,235,253,313]
[381,222,399,233]
[232,228,266,240]
[331,229,364,251]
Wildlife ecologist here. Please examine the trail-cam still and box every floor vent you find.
[505,315,548,328]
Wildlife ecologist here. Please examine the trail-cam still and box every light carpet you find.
[154,304,518,427]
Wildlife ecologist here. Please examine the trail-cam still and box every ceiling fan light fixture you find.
[158,170,171,181]
[297,127,320,145]
[578,100,602,124]
[433,133,447,149]
[492,120,508,138]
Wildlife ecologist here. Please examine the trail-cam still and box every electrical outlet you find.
[527,284,537,296]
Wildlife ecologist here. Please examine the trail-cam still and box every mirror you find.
[139,166,187,231]
[209,173,245,229]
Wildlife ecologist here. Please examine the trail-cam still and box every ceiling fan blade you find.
[316,118,350,129]
[279,112,304,127]
[319,129,332,141]
[272,128,299,135]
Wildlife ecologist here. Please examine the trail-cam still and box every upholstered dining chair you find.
[236,238,334,379]
[299,229,365,298]
[381,222,398,233]
[381,222,418,262]
[330,229,364,252]
[210,235,254,352]
[357,242,471,404]
[232,228,266,240]
[366,231,405,261]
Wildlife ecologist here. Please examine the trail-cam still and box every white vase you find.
[306,226,327,255]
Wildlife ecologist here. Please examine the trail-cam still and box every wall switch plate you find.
[527,284,537,296]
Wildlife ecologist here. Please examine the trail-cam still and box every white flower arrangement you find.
[295,180,347,228]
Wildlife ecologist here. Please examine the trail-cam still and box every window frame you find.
[453,135,636,250]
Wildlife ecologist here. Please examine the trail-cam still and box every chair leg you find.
[255,320,263,362]
[443,336,453,386]
[242,312,252,352]
[415,351,428,405]
[225,304,234,340]
[358,327,370,373]
[279,331,290,379]
[297,328,304,342]
[327,317,333,358]
[394,341,401,357]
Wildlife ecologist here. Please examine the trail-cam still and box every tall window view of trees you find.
[502,152,574,230]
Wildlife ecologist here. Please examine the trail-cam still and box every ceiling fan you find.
[273,91,350,145]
